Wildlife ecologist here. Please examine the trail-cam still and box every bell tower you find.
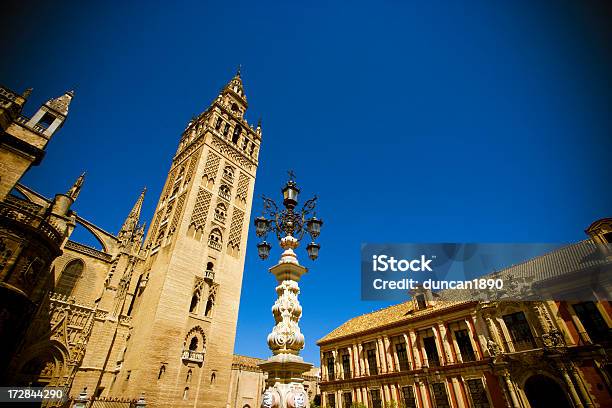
[114,70,261,407]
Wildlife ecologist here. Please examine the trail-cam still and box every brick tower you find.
[112,70,261,407]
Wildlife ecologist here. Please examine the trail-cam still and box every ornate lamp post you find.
[255,172,322,408]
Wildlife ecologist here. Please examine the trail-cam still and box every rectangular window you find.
[416,294,427,309]
[370,389,382,408]
[342,353,351,379]
[395,342,411,371]
[503,312,536,351]
[342,392,352,408]
[423,336,440,367]
[455,329,476,362]
[401,386,417,408]
[366,348,378,375]
[327,356,336,381]
[467,379,491,408]
[573,302,609,343]
[327,393,336,408]
[215,117,222,130]
[431,382,450,408]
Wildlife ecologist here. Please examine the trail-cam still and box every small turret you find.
[26,90,74,137]
[51,172,86,217]
[0,87,74,200]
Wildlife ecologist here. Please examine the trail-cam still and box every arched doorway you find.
[524,375,571,408]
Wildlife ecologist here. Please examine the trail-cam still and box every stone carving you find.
[287,390,308,408]
[542,329,565,348]
[487,338,502,356]
[262,389,281,408]
[202,152,221,183]
[236,172,249,203]
[185,149,201,185]
[167,193,186,238]
[211,136,255,170]
[47,91,73,116]
[267,279,305,354]
[190,188,212,232]
[162,167,178,201]
[228,208,244,250]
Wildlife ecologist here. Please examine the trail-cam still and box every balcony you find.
[222,172,234,183]
[208,240,222,251]
[204,269,215,282]
[182,350,204,363]
[0,199,62,247]
[214,212,226,223]
[511,338,537,352]
[219,191,231,201]
[421,357,440,368]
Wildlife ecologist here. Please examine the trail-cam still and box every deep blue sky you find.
[2,1,611,365]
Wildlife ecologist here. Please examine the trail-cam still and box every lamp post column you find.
[255,174,322,408]
[259,236,313,408]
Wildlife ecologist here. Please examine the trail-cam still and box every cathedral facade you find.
[0,71,261,407]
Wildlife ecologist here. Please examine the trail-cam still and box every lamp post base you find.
[258,354,313,408]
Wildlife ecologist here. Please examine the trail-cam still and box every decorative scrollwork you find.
[259,194,318,241]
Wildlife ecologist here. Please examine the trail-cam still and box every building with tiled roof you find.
[317,219,612,408]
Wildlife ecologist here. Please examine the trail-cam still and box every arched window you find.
[208,229,222,250]
[214,203,227,222]
[219,185,231,201]
[232,125,241,144]
[206,262,214,272]
[56,259,84,296]
[189,337,198,351]
[186,369,192,383]
[183,387,189,400]
[189,290,200,314]
[223,166,234,181]
[210,372,216,384]
[205,294,215,317]
[158,365,165,380]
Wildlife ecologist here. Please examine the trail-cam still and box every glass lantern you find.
[254,216,270,237]
[306,216,323,239]
[306,242,320,261]
[282,180,300,209]
[257,241,271,260]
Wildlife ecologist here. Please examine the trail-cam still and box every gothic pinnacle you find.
[120,187,146,235]
[67,172,86,200]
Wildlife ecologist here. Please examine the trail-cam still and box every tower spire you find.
[67,172,86,200]
[219,68,247,109]
[47,90,74,116]
[119,187,146,241]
